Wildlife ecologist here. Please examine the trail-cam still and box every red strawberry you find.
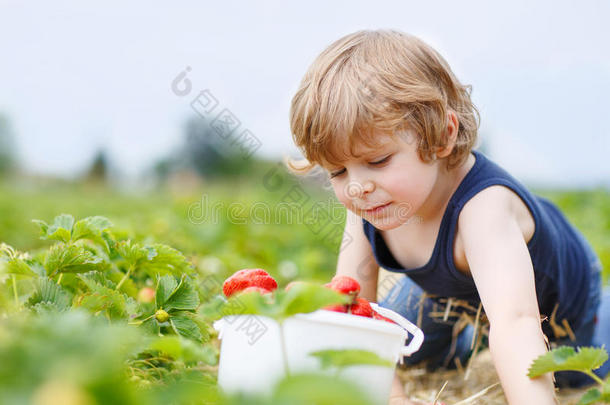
[349,297,373,317]
[222,268,278,298]
[137,287,155,303]
[322,304,348,313]
[240,286,272,295]
[326,275,360,298]
[372,310,398,325]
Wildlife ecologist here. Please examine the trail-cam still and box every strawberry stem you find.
[11,274,18,307]
[128,313,155,326]
[584,370,604,386]
[116,265,134,290]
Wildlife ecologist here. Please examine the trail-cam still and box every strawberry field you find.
[1,177,609,405]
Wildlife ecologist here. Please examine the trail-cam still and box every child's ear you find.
[436,110,459,159]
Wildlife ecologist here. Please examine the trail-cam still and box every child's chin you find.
[367,217,403,231]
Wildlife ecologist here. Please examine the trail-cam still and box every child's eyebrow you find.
[352,143,394,159]
[323,140,395,168]
[323,150,391,170]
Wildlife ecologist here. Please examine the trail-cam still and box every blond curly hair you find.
[287,29,480,174]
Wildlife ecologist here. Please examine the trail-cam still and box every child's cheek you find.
[386,167,435,211]
[331,181,349,207]
[333,181,361,214]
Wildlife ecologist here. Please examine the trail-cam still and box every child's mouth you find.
[364,202,391,215]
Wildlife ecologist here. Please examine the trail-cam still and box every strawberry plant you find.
[309,348,394,378]
[1,213,386,404]
[132,274,205,342]
[529,346,610,404]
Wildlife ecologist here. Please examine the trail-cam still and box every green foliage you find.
[0,243,41,277]
[309,348,394,370]
[0,211,386,404]
[1,181,605,404]
[0,113,15,176]
[156,274,201,311]
[77,272,138,320]
[270,372,375,405]
[45,243,109,276]
[577,383,610,405]
[529,346,610,403]
[216,281,352,322]
[26,277,72,312]
[131,274,205,341]
[32,213,75,243]
[528,346,608,376]
[117,239,157,267]
[0,310,142,405]
[146,335,218,365]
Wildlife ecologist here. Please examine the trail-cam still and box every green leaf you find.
[271,372,375,405]
[2,257,37,277]
[26,277,71,311]
[141,317,161,335]
[29,262,47,277]
[170,313,203,342]
[276,282,352,319]
[45,243,108,276]
[578,388,602,405]
[29,301,67,315]
[147,335,217,365]
[164,276,200,312]
[215,282,353,322]
[528,346,609,377]
[309,349,394,370]
[139,244,192,276]
[33,214,74,243]
[71,216,113,250]
[77,273,137,320]
[188,314,212,343]
[116,240,157,267]
[31,219,48,235]
[156,275,178,307]
[218,290,277,319]
[80,271,115,289]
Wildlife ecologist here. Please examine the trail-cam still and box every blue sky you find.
[1,0,608,188]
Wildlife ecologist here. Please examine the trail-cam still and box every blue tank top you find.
[363,149,593,336]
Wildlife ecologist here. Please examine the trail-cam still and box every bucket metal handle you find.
[370,303,424,359]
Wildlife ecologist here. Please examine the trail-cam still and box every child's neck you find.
[414,152,476,223]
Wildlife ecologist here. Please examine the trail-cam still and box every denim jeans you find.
[552,231,609,388]
[378,234,609,389]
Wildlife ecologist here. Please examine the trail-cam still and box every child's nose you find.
[362,180,375,194]
[344,179,375,199]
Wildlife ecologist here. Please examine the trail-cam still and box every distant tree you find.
[0,113,16,176]
[176,115,257,178]
[150,114,281,185]
[153,116,257,179]
[84,149,109,182]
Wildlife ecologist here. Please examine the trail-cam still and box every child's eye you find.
[369,155,392,165]
[329,168,346,179]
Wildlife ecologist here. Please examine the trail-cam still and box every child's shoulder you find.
[455,151,537,247]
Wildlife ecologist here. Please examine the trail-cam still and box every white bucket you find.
[213,302,424,404]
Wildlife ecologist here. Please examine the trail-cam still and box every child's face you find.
[324,130,440,230]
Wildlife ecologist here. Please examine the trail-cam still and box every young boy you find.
[286,29,609,404]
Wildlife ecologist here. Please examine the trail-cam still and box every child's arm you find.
[336,211,415,402]
[459,186,557,404]
[335,209,380,303]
